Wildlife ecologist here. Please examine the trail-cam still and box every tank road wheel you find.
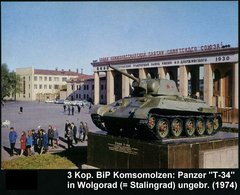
[155,118,169,139]
[170,118,183,137]
[205,118,214,135]
[195,118,206,136]
[147,115,156,130]
[185,118,196,137]
[213,116,222,132]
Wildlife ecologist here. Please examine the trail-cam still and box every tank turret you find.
[91,65,222,140]
[110,64,179,97]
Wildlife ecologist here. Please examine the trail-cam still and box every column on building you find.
[94,72,100,105]
[107,70,115,104]
[179,65,188,97]
[204,64,213,106]
[191,67,199,97]
[157,67,166,79]
[122,69,130,98]
[139,68,146,79]
[233,63,238,109]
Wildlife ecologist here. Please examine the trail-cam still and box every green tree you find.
[1,63,21,100]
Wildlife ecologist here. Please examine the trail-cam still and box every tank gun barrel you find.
[109,64,139,82]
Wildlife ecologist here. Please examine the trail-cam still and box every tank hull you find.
[91,96,222,140]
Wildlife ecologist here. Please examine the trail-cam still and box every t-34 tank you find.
[91,65,222,140]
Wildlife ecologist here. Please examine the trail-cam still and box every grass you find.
[1,153,77,169]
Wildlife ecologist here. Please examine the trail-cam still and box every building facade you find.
[16,67,91,101]
[92,43,238,123]
[66,75,107,104]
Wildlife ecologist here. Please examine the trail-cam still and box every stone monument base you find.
[87,132,238,169]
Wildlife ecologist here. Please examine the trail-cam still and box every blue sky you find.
[1,1,238,75]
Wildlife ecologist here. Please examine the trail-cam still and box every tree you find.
[1,63,21,100]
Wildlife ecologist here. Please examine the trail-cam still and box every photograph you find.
[1,1,238,194]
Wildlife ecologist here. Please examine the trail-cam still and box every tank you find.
[91,65,222,140]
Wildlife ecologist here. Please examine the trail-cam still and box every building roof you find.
[34,69,90,77]
[66,74,94,83]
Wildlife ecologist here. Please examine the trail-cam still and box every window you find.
[101,84,104,90]
[49,77,52,81]
[92,85,94,90]
[54,77,59,81]
[71,84,74,90]
[44,76,47,81]
[84,94,86,99]
[76,94,78,99]
[49,85,52,89]
[34,76,37,81]
[62,77,67,82]
[84,85,86,90]
[34,85,38,89]
[79,94,81,99]
[101,94,103,100]
[87,94,89,98]
[39,84,42,89]
[29,84,30,89]
[29,76,31,81]
[39,76,42,81]
[23,77,26,95]
[54,85,59,89]
[44,85,47,89]
[87,85,89,90]
[29,93,30,98]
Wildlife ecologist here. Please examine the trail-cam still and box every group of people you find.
[8,120,89,157]
[8,125,59,157]
[63,104,82,115]
[64,120,89,149]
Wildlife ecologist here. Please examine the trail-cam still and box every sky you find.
[1,1,238,75]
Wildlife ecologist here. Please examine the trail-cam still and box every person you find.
[19,106,23,113]
[71,106,74,115]
[77,105,81,113]
[71,122,78,144]
[63,104,66,112]
[37,129,43,154]
[65,120,70,138]
[83,122,89,141]
[32,129,38,154]
[68,105,71,115]
[9,127,18,156]
[53,127,59,148]
[19,131,26,156]
[79,122,84,142]
[47,125,54,148]
[66,125,74,149]
[41,130,48,154]
[26,130,33,156]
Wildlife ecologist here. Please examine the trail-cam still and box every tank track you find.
[144,112,222,139]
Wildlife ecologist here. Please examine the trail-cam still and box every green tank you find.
[91,65,222,140]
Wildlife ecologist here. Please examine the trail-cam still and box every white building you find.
[66,75,107,104]
[16,67,91,101]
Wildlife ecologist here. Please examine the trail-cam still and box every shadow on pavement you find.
[53,146,87,168]
[59,136,68,144]
[3,146,20,156]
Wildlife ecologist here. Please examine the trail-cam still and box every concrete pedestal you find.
[87,132,238,169]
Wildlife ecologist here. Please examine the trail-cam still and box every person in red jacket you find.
[19,131,26,156]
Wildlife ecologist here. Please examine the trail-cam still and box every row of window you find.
[34,84,59,90]
[34,76,67,82]
[72,84,106,91]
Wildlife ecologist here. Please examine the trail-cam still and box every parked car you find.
[45,99,55,103]
[54,99,65,104]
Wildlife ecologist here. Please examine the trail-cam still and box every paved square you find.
[1,101,103,161]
